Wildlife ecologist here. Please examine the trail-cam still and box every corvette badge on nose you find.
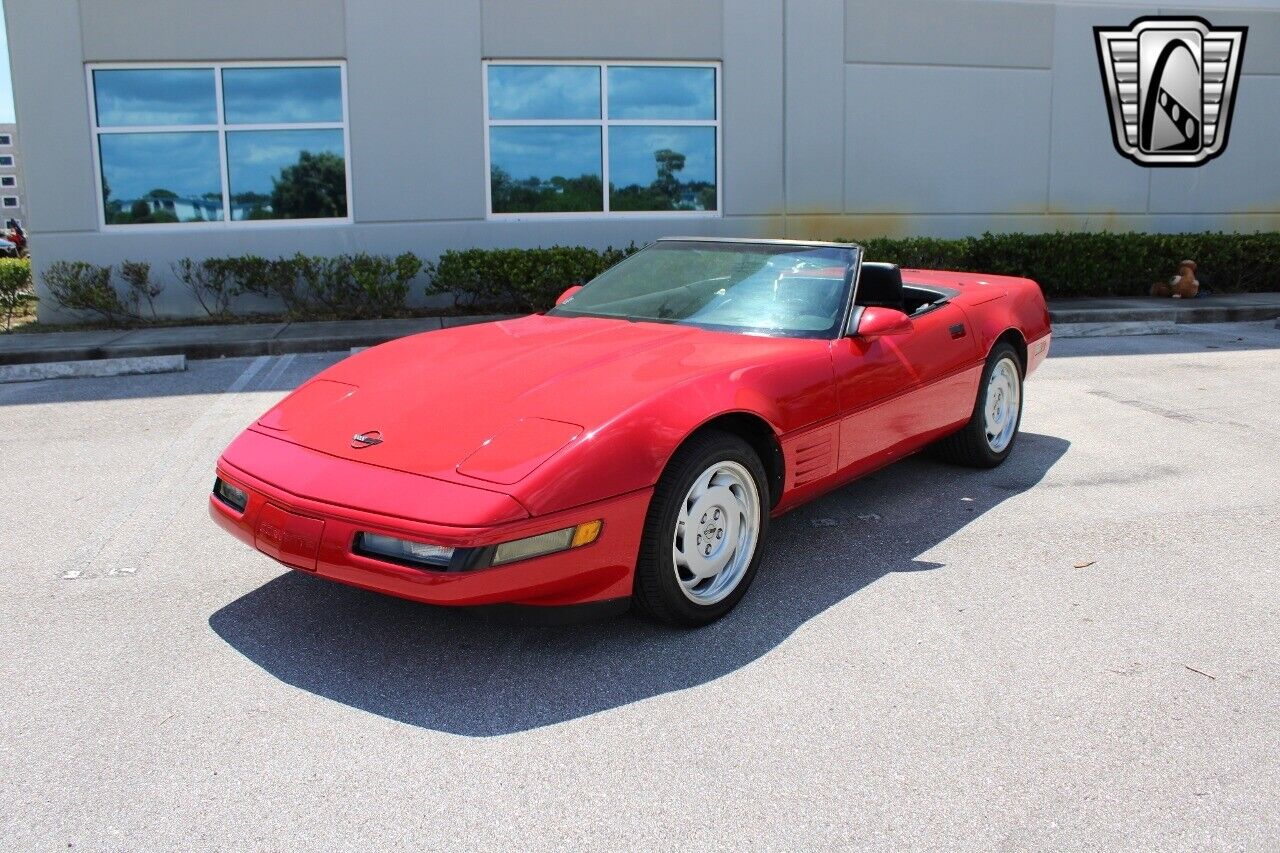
[351,431,384,448]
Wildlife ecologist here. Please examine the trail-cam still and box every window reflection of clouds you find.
[488,65,600,119]
[227,129,344,195]
[609,126,716,187]
[99,132,221,200]
[607,67,715,119]
[93,69,217,126]
[490,126,601,182]
[222,67,343,124]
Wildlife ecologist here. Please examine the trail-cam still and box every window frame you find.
[2,196,19,208]
[0,155,13,167]
[0,177,13,188]
[482,59,722,221]
[85,60,352,232]
[0,135,11,146]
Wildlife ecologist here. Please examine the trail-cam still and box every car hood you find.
[251,314,823,488]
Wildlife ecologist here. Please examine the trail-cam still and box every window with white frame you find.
[0,177,13,188]
[484,61,720,216]
[0,135,11,146]
[0,155,12,167]
[88,63,349,227]
[2,197,18,208]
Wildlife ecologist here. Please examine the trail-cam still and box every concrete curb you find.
[0,315,514,367]
[0,354,186,384]
[1053,320,1177,339]
[1050,306,1280,325]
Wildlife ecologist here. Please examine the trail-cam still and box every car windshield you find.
[547,240,856,338]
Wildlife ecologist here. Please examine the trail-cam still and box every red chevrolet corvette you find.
[211,238,1050,625]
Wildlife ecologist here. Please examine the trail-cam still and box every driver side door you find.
[831,302,980,477]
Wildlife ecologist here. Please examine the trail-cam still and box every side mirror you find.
[855,306,913,337]
[556,285,583,306]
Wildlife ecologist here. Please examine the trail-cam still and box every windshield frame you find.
[547,237,865,340]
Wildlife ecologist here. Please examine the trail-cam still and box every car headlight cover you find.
[492,520,602,566]
[357,532,454,568]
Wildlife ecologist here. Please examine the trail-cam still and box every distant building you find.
[0,123,27,229]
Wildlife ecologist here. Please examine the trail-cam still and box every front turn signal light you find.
[571,520,603,548]
[492,520,603,566]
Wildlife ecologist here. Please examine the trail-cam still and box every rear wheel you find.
[633,431,769,626]
[930,342,1023,468]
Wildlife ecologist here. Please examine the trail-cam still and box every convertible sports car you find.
[211,238,1050,625]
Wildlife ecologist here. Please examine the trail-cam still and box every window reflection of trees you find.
[103,149,346,224]
[493,148,715,214]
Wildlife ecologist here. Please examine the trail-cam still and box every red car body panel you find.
[212,262,1050,611]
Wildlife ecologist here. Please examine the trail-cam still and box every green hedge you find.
[859,232,1280,297]
[45,252,424,323]
[430,232,1280,311]
[33,232,1280,327]
[426,244,638,312]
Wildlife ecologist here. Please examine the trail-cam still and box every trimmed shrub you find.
[221,255,309,316]
[119,260,163,319]
[0,257,35,331]
[172,257,235,318]
[860,236,975,272]
[296,252,423,319]
[427,243,637,312]
[42,261,141,324]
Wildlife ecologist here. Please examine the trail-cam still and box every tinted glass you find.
[609,126,716,211]
[98,132,223,224]
[488,65,600,119]
[222,67,343,124]
[489,126,602,213]
[607,66,715,119]
[225,129,347,220]
[550,241,853,337]
[93,69,216,127]
[0,156,11,167]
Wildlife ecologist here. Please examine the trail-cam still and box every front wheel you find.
[633,431,769,626]
[930,342,1024,468]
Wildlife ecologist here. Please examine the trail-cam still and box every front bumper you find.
[210,439,650,609]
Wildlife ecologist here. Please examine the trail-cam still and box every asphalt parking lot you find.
[2,321,1277,850]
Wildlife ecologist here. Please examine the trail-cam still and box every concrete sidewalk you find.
[1,293,1278,366]
[0,314,511,366]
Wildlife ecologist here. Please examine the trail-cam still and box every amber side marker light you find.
[492,520,603,566]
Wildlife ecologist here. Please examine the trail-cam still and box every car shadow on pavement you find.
[209,432,1069,737]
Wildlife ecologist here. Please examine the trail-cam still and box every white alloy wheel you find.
[671,460,762,605]
[984,356,1021,453]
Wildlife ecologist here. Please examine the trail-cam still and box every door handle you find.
[949,323,966,339]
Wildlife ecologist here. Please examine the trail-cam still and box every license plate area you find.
[255,503,326,571]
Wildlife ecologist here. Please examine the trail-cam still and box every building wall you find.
[0,123,27,228]
[6,0,1279,319]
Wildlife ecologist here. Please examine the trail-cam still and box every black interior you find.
[855,262,956,318]
[854,262,905,312]
[901,284,951,315]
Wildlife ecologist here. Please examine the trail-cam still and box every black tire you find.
[633,430,770,627]
[930,341,1024,468]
